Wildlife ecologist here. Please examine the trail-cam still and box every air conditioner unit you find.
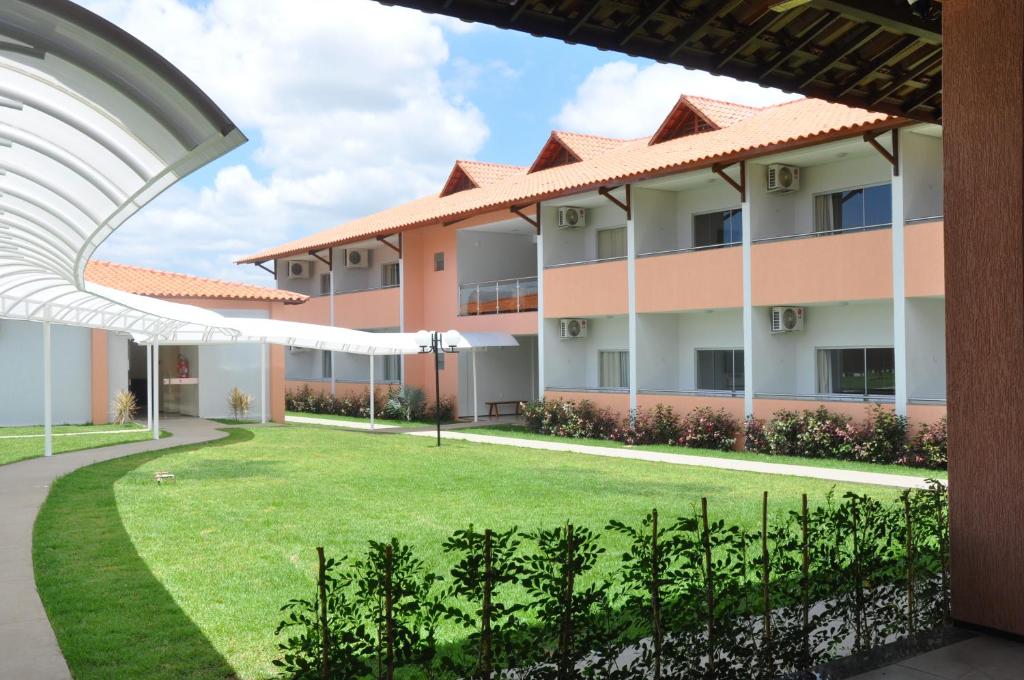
[344,249,369,268]
[766,164,800,193]
[559,318,589,339]
[287,345,310,354]
[771,306,805,333]
[286,260,311,279]
[557,206,586,229]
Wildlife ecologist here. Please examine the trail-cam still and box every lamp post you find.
[416,329,459,446]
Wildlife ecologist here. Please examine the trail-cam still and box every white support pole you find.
[399,235,405,388]
[741,162,754,419]
[260,340,268,424]
[536,202,545,401]
[369,353,375,430]
[891,129,908,417]
[625,186,638,414]
[329,259,336,396]
[145,343,152,431]
[472,349,478,423]
[152,342,160,440]
[42,321,52,457]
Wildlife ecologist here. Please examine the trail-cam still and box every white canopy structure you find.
[0,1,517,446]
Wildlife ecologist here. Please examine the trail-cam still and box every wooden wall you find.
[945,0,1024,636]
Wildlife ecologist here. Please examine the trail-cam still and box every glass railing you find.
[458,276,538,316]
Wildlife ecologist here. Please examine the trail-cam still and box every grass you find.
[463,423,947,479]
[35,424,904,679]
[285,409,437,427]
[0,422,161,466]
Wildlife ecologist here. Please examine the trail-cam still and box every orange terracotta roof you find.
[650,94,761,144]
[86,260,307,304]
[239,97,901,264]
[440,160,526,196]
[528,130,628,173]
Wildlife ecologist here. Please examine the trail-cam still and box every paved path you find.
[0,418,229,680]
[405,429,939,489]
[285,414,400,430]
[849,634,1024,679]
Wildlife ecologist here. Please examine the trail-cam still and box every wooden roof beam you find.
[759,10,840,79]
[808,0,941,43]
[510,204,539,233]
[377,235,401,256]
[833,34,919,99]
[667,0,744,60]
[798,22,883,89]
[598,185,632,220]
[716,9,785,69]
[864,127,899,176]
[867,48,941,107]
[617,0,672,48]
[712,161,745,201]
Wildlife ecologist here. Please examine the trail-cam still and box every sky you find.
[80,0,800,285]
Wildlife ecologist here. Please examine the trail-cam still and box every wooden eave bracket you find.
[310,249,331,267]
[864,128,900,176]
[255,260,276,278]
[377,235,402,256]
[510,204,540,234]
[712,161,746,201]
[598,185,632,220]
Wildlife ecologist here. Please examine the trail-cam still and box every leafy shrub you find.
[905,417,947,469]
[382,385,427,422]
[764,409,804,456]
[228,387,253,419]
[110,389,138,425]
[795,407,858,459]
[425,395,457,423]
[854,405,909,464]
[677,407,738,451]
[522,399,617,440]
[743,417,769,453]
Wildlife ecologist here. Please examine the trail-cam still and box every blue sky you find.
[82,0,797,283]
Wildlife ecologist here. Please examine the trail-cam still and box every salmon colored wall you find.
[543,260,628,318]
[285,379,393,402]
[751,229,893,306]
[753,398,946,428]
[637,248,742,313]
[637,393,745,422]
[90,329,109,425]
[905,220,945,298]
[543,389,629,414]
[272,288,400,329]
[270,344,285,423]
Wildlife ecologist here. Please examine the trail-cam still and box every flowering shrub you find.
[764,410,803,456]
[854,405,909,464]
[905,417,947,469]
[677,407,738,451]
[743,417,769,453]
[522,399,617,439]
[795,407,858,459]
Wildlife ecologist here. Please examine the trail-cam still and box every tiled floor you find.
[850,635,1024,679]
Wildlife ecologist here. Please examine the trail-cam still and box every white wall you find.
[634,187,677,254]
[902,131,943,220]
[458,335,537,416]
[196,308,267,419]
[542,203,627,266]
[677,310,744,391]
[275,243,399,296]
[753,301,894,395]
[0,320,91,426]
[907,297,946,400]
[544,315,628,389]
[637,314,679,390]
[457,230,536,284]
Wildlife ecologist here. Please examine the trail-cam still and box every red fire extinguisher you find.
[177,354,190,379]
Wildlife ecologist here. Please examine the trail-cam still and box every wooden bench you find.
[486,401,524,418]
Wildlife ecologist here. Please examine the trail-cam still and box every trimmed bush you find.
[743,417,769,453]
[677,406,738,451]
[905,417,947,469]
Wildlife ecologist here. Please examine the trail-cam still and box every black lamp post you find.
[416,330,459,446]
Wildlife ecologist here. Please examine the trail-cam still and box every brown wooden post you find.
[800,494,810,669]
[903,493,916,635]
[317,547,329,680]
[481,529,493,680]
[701,498,715,677]
[651,509,662,680]
[385,544,394,680]
[761,491,771,675]
[945,0,1024,636]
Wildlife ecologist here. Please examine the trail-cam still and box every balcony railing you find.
[458,276,538,316]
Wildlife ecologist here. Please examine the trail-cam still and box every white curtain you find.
[600,351,629,389]
[814,194,835,233]
[598,226,628,259]
[816,349,833,393]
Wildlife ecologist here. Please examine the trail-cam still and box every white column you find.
[625,187,638,413]
[891,130,908,416]
[399,236,405,388]
[145,343,152,431]
[472,349,478,422]
[152,342,160,440]
[741,163,754,418]
[42,321,52,457]
[329,255,336,396]
[369,354,375,430]
[536,204,545,401]
[259,340,268,424]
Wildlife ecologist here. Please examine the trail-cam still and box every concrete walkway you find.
[0,418,229,680]
[285,414,400,430]
[406,429,940,490]
[850,634,1024,678]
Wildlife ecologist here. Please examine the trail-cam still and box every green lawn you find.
[285,409,436,427]
[0,423,159,466]
[464,423,948,479]
[35,424,903,680]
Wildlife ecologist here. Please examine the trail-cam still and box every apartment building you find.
[0,261,304,426]
[241,95,945,427]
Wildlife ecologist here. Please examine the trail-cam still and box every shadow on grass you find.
[33,429,250,680]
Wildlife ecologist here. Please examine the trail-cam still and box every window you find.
[382,355,400,382]
[814,183,892,232]
[693,209,742,247]
[319,272,332,296]
[599,350,629,389]
[434,252,445,272]
[597,226,627,259]
[817,347,895,396]
[321,350,333,379]
[381,262,400,288]
[696,349,744,392]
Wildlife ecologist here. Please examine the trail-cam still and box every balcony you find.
[637,245,742,312]
[751,226,893,306]
[543,258,628,318]
[458,276,538,316]
[273,286,400,330]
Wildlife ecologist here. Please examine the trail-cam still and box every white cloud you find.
[554,61,802,139]
[80,0,490,283]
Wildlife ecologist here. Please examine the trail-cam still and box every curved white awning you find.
[0,0,247,341]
